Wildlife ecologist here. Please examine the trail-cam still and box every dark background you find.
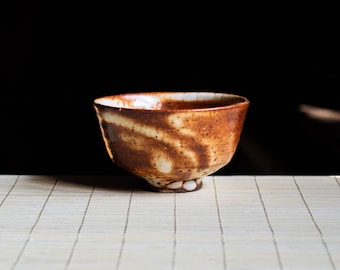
[1,1,339,175]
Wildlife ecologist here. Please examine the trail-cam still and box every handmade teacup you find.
[94,92,249,192]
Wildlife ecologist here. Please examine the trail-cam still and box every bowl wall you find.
[94,92,249,190]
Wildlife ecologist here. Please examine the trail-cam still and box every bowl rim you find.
[93,91,249,112]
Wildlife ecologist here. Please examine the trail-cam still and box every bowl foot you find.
[143,178,203,193]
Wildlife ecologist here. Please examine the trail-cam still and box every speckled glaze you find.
[94,92,249,192]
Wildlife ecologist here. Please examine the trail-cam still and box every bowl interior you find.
[94,92,247,111]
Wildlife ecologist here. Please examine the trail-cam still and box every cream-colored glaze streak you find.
[167,112,217,166]
[94,108,114,160]
[167,114,196,137]
[152,153,173,174]
[101,111,199,167]
[167,112,232,167]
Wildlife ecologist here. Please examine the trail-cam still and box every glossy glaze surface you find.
[94,92,249,192]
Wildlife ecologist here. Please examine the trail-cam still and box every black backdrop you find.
[1,2,339,175]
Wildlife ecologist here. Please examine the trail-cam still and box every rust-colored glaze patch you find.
[94,92,249,192]
[159,97,244,110]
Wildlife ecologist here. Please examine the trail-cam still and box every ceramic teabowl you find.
[94,92,249,192]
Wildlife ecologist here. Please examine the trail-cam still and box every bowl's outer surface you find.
[94,92,249,189]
